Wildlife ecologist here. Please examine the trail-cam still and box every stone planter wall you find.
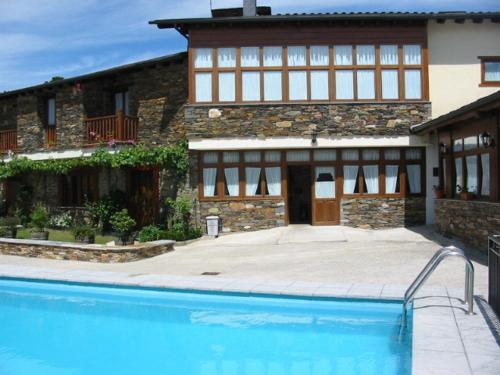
[0,238,175,263]
[435,199,500,251]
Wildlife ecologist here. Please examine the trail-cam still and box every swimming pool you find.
[0,278,412,375]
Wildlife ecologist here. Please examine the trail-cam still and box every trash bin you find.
[206,216,219,237]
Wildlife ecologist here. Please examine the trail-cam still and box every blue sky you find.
[1,0,498,92]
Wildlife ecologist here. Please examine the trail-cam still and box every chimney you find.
[243,0,257,17]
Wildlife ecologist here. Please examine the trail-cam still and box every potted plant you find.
[432,185,444,199]
[457,185,474,200]
[72,225,96,244]
[0,216,20,238]
[110,209,136,245]
[30,205,49,240]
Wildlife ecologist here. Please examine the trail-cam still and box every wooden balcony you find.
[84,111,138,145]
[0,129,17,153]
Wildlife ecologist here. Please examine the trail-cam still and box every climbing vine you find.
[0,140,189,180]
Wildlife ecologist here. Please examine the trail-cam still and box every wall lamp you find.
[480,132,494,148]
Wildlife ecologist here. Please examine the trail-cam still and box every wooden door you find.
[312,166,340,225]
[128,168,160,227]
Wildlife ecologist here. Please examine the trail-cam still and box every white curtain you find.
[287,150,310,162]
[263,47,282,67]
[481,154,490,196]
[382,70,399,99]
[314,150,336,161]
[203,152,218,164]
[380,45,398,65]
[218,72,235,102]
[203,168,217,197]
[362,149,379,160]
[195,73,212,102]
[265,151,281,162]
[335,70,354,100]
[242,72,260,101]
[334,45,352,65]
[310,71,329,100]
[466,155,478,194]
[343,166,358,194]
[405,70,421,99]
[287,46,306,66]
[224,168,239,196]
[455,158,463,193]
[385,149,400,160]
[223,151,239,163]
[357,70,375,99]
[310,46,329,66]
[194,48,212,68]
[405,148,422,160]
[315,167,335,198]
[264,72,282,101]
[407,165,421,194]
[356,45,375,65]
[363,165,379,194]
[403,45,421,65]
[342,149,359,161]
[217,48,236,67]
[265,167,281,196]
[244,151,261,162]
[245,167,261,196]
[288,71,307,100]
[241,47,260,67]
[385,165,399,194]
[485,62,500,81]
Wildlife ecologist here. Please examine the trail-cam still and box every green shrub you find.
[30,205,49,232]
[72,225,96,242]
[163,227,202,242]
[110,209,136,237]
[16,184,33,226]
[138,225,166,242]
[85,190,127,233]
[163,195,201,242]
[48,211,73,229]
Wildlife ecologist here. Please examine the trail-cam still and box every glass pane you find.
[342,149,359,161]
[223,151,239,163]
[380,45,398,65]
[362,149,379,160]
[453,139,463,152]
[47,98,56,125]
[343,165,359,194]
[314,150,337,161]
[481,153,490,196]
[405,148,422,160]
[455,157,463,193]
[241,47,260,67]
[287,150,310,162]
[356,45,375,65]
[287,46,306,66]
[265,167,281,196]
[114,93,123,114]
[466,155,478,194]
[264,72,282,101]
[384,149,400,160]
[485,62,500,81]
[403,45,421,65]
[203,168,217,197]
[357,70,375,99]
[203,152,218,164]
[385,165,399,194]
[263,47,282,67]
[315,166,336,198]
[244,151,261,162]
[242,72,260,101]
[363,165,379,194]
[407,165,421,194]
[217,48,236,68]
[405,70,421,99]
[310,71,329,100]
[224,167,239,197]
[464,136,477,150]
[288,71,307,100]
[310,46,329,66]
[382,70,399,99]
[335,70,354,100]
[194,48,212,68]
[195,73,212,102]
[265,151,281,162]
[218,73,235,102]
[334,45,352,65]
[245,167,261,196]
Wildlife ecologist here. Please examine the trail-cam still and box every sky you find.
[1,0,498,92]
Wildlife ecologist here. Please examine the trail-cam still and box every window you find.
[315,167,336,198]
[382,70,399,99]
[46,97,56,126]
[264,71,282,101]
[114,91,129,115]
[60,172,98,206]
[288,71,307,100]
[336,70,354,100]
[480,57,500,86]
[242,72,260,101]
[195,73,212,102]
[218,73,235,102]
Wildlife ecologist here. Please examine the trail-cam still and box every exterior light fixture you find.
[439,143,448,154]
[480,132,494,148]
[311,133,318,145]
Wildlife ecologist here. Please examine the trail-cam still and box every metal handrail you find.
[401,246,474,328]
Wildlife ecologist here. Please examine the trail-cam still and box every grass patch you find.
[16,229,115,245]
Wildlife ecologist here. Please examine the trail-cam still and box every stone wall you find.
[0,97,17,130]
[185,102,431,139]
[341,197,426,229]
[435,199,500,251]
[0,238,175,263]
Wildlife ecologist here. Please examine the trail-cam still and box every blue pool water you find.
[0,278,412,375]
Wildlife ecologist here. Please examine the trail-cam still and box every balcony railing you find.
[84,111,138,145]
[0,129,17,153]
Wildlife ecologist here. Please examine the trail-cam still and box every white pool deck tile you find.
[0,265,498,375]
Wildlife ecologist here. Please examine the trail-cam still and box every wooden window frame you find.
[190,44,428,105]
[479,56,500,87]
[59,170,99,207]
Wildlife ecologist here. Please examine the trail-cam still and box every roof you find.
[150,11,500,36]
[411,90,500,134]
[0,52,187,99]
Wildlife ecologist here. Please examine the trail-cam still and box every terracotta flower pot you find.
[459,192,474,201]
[75,235,95,244]
[31,231,49,240]
[434,190,444,199]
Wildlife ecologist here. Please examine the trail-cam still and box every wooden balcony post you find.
[117,110,124,140]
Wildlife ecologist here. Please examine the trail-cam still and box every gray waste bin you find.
[206,216,219,237]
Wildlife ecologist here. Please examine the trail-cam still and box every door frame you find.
[311,164,341,225]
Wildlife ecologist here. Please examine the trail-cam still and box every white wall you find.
[428,20,500,118]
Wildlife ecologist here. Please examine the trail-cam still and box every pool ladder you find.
[401,246,475,328]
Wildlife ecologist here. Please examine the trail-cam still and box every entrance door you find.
[128,168,159,227]
[312,166,340,225]
[287,166,312,224]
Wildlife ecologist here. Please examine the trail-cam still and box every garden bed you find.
[15,229,115,245]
